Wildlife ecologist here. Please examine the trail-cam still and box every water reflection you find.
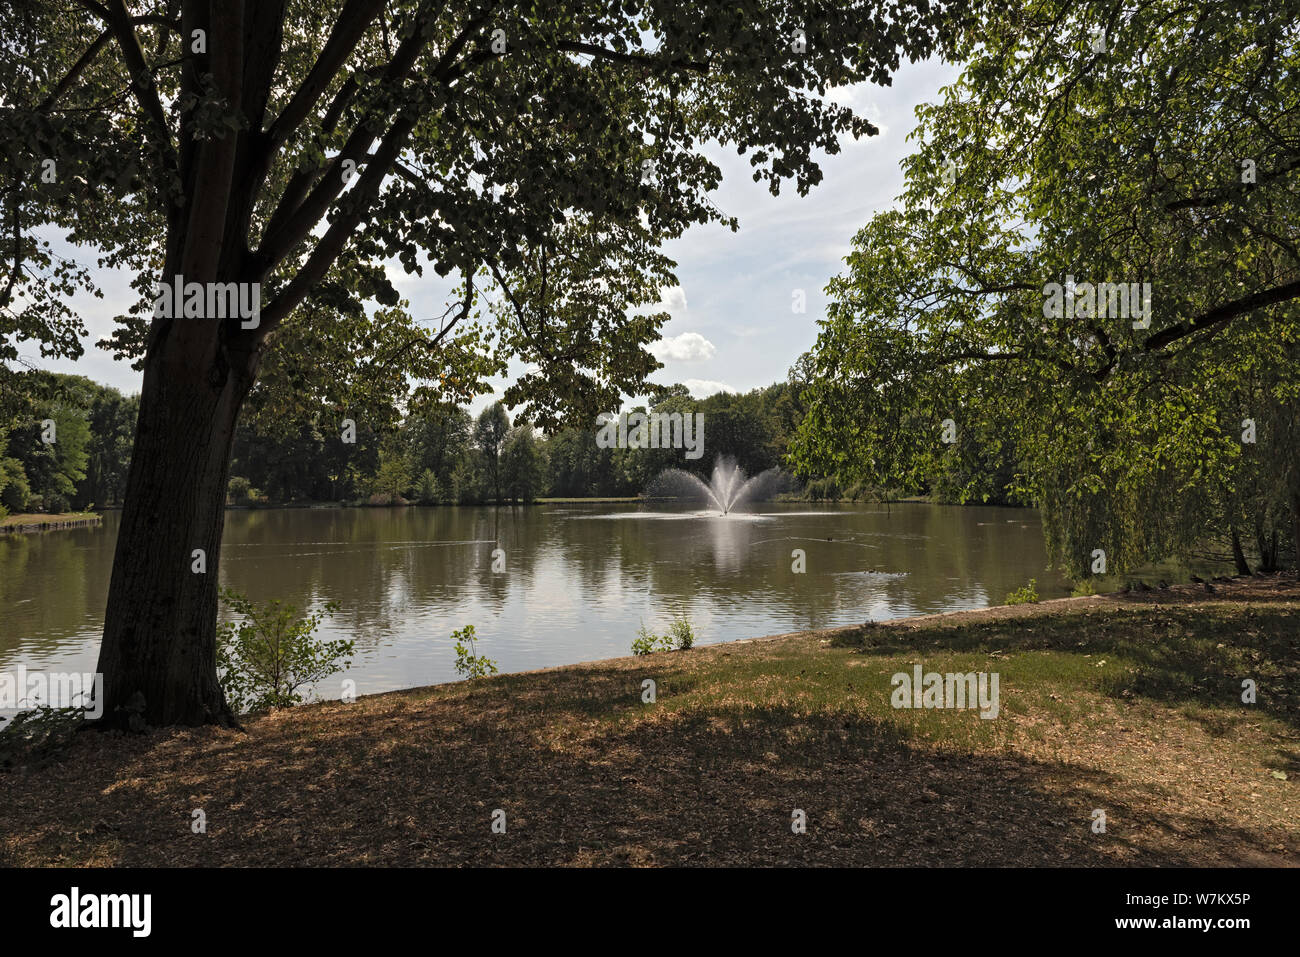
[0,502,1067,698]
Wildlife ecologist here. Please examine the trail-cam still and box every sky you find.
[24,56,959,416]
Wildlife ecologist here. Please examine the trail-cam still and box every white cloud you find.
[655,285,688,317]
[824,83,889,137]
[651,331,716,363]
[682,378,735,398]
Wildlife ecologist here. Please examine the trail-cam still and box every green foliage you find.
[668,614,696,650]
[451,625,498,680]
[216,588,351,714]
[632,615,697,654]
[414,468,439,505]
[0,706,85,770]
[501,422,545,504]
[0,374,136,513]
[792,0,1300,578]
[474,403,511,504]
[631,623,673,656]
[368,450,411,504]
[78,385,137,508]
[1004,580,1039,606]
[227,476,253,505]
[0,458,30,512]
[1,0,952,507]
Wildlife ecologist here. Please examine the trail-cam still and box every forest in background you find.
[0,366,1030,515]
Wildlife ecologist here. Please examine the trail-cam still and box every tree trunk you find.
[1230,524,1251,576]
[1292,491,1300,573]
[1255,520,1274,572]
[93,313,258,729]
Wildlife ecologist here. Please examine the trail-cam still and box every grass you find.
[1,511,100,528]
[0,578,1296,866]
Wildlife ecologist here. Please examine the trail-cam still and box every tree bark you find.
[93,307,259,728]
[1229,524,1251,576]
[1292,492,1300,573]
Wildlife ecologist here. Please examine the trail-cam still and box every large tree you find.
[792,0,1300,579]
[0,0,960,725]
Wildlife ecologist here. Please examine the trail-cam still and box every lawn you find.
[1,578,1296,866]
[1,512,100,528]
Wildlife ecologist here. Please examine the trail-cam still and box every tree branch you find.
[39,30,113,111]
[255,11,433,272]
[263,0,388,152]
[1142,278,1300,354]
[101,0,179,172]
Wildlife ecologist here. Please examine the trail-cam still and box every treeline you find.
[1,367,1033,514]
[228,380,810,506]
[0,374,137,516]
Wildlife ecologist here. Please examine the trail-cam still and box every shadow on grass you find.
[832,603,1300,737]
[1,665,1291,867]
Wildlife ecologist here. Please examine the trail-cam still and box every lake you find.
[0,502,1070,702]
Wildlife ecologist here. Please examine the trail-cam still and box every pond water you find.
[0,502,1070,701]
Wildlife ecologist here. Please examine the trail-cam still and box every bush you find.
[44,492,70,514]
[668,614,695,650]
[227,475,253,505]
[1004,579,1039,605]
[631,623,672,655]
[25,494,43,513]
[0,459,30,513]
[632,615,697,654]
[0,706,85,769]
[216,588,351,713]
[451,625,498,679]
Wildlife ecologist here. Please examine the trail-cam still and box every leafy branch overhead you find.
[792,0,1300,579]
[1,0,963,426]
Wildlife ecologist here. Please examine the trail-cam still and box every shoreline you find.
[0,513,102,535]
[2,574,1295,867]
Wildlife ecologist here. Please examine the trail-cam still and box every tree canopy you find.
[792,0,1300,578]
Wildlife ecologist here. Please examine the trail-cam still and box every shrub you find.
[227,475,253,505]
[1004,579,1039,605]
[44,492,70,514]
[0,460,30,513]
[451,625,498,679]
[632,615,696,654]
[216,588,351,713]
[0,706,85,769]
[668,614,695,650]
[631,623,672,655]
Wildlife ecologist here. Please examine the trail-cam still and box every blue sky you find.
[27,57,958,415]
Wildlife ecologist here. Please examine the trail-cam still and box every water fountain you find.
[646,458,787,514]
